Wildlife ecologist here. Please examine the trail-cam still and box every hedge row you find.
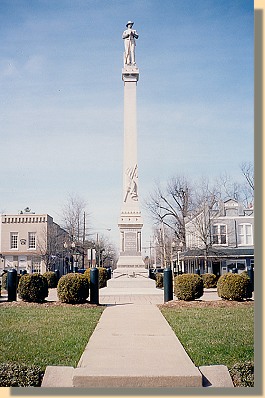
[5,268,253,303]
[166,271,252,302]
[229,361,254,387]
[0,363,43,387]
[13,267,108,304]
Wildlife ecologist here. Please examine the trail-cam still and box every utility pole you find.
[82,211,86,268]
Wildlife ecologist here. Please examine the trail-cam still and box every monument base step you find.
[116,255,145,269]
[113,267,148,277]
[100,287,162,296]
[107,274,155,289]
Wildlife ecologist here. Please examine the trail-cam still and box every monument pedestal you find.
[116,210,145,276]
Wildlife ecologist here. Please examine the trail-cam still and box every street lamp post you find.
[171,241,176,271]
[177,241,184,274]
[64,241,78,272]
[88,229,111,268]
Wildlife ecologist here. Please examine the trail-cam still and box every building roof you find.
[178,246,254,260]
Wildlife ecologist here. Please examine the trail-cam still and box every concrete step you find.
[41,366,74,387]
[72,369,201,388]
[72,304,202,387]
[199,365,234,387]
[41,364,234,388]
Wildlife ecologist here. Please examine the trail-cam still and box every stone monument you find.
[115,21,146,277]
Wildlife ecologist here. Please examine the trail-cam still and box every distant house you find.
[178,199,254,276]
[0,210,68,274]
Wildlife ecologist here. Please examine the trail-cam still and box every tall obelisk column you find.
[116,21,145,273]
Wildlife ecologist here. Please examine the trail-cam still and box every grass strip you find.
[161,305,254,368]
[1,305,104,370]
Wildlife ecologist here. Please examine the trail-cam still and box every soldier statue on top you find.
[122,21,139,66]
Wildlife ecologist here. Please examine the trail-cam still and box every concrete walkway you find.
[41,285,233,388]
[1,284,233,388]
[73,303,202,388]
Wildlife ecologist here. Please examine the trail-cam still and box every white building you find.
[180,199,254,276]
[0,209,68,274]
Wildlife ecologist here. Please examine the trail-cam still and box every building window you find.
[238,223,253,245]
[212,225,227,245]
[28,232,36,249]
[10,233,18,249]
[226,260,246,274]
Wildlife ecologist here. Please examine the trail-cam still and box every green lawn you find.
[1,305,104,371]
[161,305,254,368]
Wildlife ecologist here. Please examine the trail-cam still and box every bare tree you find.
[216,163,254,207]
[86,232,118,268]
[37,222,68,271]
[186,178,221,270]
[146,175,193,248]
[152,224,176,268]
[61,194,90,242]
[215,172,241,202]
[98,235,118,268]
[241,162,254,191]
[240,162,254,207]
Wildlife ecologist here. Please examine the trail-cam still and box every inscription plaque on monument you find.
[125,232,137,252]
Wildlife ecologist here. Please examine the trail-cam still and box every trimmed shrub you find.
[1,272,22,290]
[201,273,217,288]
[84,267,107,289]
[229,361,254,387]
[18,273,48,303]
[217,272,250,301]
[2,272,7,290]
[0,362,43,387]
[17,273,21,287]
[156,273,163,288]
[43,271,58,288]
[57,273,89,304]
[239,271,253,299]
[174,273,204,301]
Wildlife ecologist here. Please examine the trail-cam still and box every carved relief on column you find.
[124,164,138,203]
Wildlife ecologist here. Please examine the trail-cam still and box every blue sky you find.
[0,0,254,250]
